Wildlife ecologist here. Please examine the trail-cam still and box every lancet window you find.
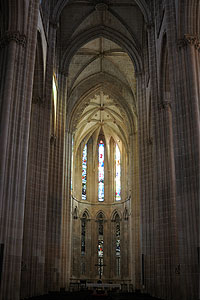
[115,213,121,276]
[81,212,87,255]
[97,213,104,277]
[115,144,121,201]
[82,144,87,200]
[98,141,104,202]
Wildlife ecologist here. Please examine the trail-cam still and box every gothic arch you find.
[67,76,136,136]
[111,210,122,221]
[81,209,90,220]
[61,26,142,74]
[96,211,106,220]
[52,0,151,25]
[68,71,133,101]
[69,86,133,158]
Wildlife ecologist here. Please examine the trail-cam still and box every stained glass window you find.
[116,223,120,257]
[98,239,104,257]
[82,144,87,200]
[97,213,104,277]
[98,141,104,201]
[115,214,120,276]
[115,144,121,201]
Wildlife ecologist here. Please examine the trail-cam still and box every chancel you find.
[0,1,199,300]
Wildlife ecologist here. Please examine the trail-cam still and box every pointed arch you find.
[96,210,106,220]
[61,25,143,74]
[81,209,90,220]
[52,0,151,25]
[67,77,136,137]
[111,209,122,221]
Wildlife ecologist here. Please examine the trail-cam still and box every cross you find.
[95,258,106,279]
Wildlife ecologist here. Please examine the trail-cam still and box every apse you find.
[68,36,138,282]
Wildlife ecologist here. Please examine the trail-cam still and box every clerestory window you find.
[115,144,121,201]
[98,141,104,202]
[82,144,87,200]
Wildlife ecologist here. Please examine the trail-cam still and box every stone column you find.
[0,2,39,299]
[165,2,200,299]
[136,67,155,295]
[145,20,179,299]
[44,19,66,291]
[129,132,140,289]
[20,47,51,299]
[59,74,73,290]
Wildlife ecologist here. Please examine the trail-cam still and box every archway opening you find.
[68,37,139,284]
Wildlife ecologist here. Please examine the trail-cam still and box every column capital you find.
[0,31,27,49]
[178,34,200,51]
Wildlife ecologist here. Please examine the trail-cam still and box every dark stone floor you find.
[24,290,162,300]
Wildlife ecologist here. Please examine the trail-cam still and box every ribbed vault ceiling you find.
[73,91,129,155]
[68,37,136,96]
[70,37,136,153]
[62,3,141,152]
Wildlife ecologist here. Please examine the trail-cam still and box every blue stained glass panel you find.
[82,144,87,200]
[98,141,104,201]
[116,239,120,256]
[116,144,121,201]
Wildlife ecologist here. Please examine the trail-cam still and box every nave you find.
[0,1,199,300]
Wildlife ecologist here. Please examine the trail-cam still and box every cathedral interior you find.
[0,1,199,300]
